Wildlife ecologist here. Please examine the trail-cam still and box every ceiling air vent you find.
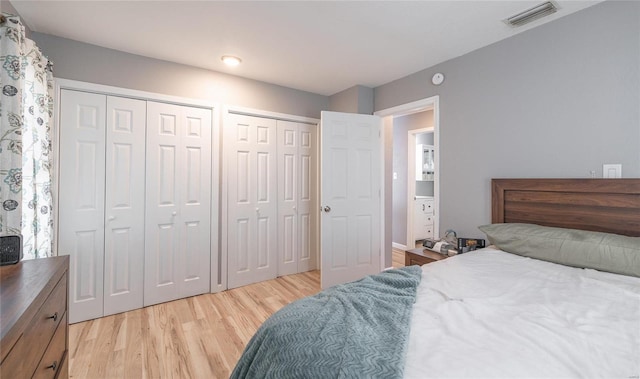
[505,1,558,27]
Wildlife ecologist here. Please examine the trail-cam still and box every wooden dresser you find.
[0,256,69,379]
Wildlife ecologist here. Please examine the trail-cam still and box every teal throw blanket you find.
[231,266,423,379]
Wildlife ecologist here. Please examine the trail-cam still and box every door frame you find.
[220,105,319,292]
[374,95,440,268]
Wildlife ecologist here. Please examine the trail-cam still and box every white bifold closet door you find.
[144,101,212,306]
[226,113,278,289]
[103,96,146,316]
[277,120,318,276]
[58,90,146,323]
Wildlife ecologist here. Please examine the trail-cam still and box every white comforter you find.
[404,247,640,378]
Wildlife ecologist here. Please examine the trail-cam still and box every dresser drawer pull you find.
[47,312,58,322]
[46,361,58,371]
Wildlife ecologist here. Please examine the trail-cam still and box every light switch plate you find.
[603,164,622,178]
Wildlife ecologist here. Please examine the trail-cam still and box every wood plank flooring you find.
[68,271,320,378]
[392,248,405,268]
[69,255,407,379]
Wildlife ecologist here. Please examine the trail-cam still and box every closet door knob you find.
[172,211,177,216]
[108,216,115,221]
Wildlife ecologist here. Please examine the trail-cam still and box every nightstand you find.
[405,247,448,266]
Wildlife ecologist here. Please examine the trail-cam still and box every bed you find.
[232,178,640,378]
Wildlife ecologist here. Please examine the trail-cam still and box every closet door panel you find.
[145,102,211,305]
[179,106,211,297]
[277,122,298,276]
[157,224,177,282]
[58,90,106,323]
[277,121,318,275]
[145,102,181,305]
[297,123,317,272]
[103,96,146,316]
[227,114,277,289]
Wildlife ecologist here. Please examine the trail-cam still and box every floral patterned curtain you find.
[1,13,54,259]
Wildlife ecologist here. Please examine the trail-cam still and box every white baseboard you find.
[392,242,408,250]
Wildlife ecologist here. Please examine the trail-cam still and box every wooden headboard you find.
[492,179,640,237]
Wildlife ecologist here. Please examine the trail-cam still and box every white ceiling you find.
[9,0,603,96]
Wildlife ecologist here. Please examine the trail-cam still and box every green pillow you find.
[478,223,640,278]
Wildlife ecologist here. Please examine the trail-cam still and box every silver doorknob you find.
[323,206,331,213]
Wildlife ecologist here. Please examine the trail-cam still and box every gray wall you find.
[32,33,328,119]
[383,116,394,267]
[392,111,434,245]
[328,85,374,114]
[377,0,640,238]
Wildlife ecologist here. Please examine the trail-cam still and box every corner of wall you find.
[356,85,374,115]
[328,85,374,115]
[1,0,32,37]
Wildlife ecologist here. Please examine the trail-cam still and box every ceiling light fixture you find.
[221,55,242,67]
[505,1,558,27]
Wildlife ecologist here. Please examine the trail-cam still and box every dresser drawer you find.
[56,351,69,379]
[0,257,69,379]
[21,273,67,377]
[424,200,434,215]
[33,312,67,379]
[415,198,434,215]
[1,334,25,378]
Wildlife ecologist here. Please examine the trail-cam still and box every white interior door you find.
[58,89,106,323]
[103,96,146,316]
[277,120,318,276]
[145,102,211,306]
[226,113,278,289]
[320,111,382,289]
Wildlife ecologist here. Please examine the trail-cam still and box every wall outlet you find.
[603,164,622,178]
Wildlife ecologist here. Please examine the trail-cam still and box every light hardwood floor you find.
[68,271,320,378]
[69,255,407,379]
[392,248,405,268]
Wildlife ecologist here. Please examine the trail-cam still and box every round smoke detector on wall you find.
[431,73,445,86]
